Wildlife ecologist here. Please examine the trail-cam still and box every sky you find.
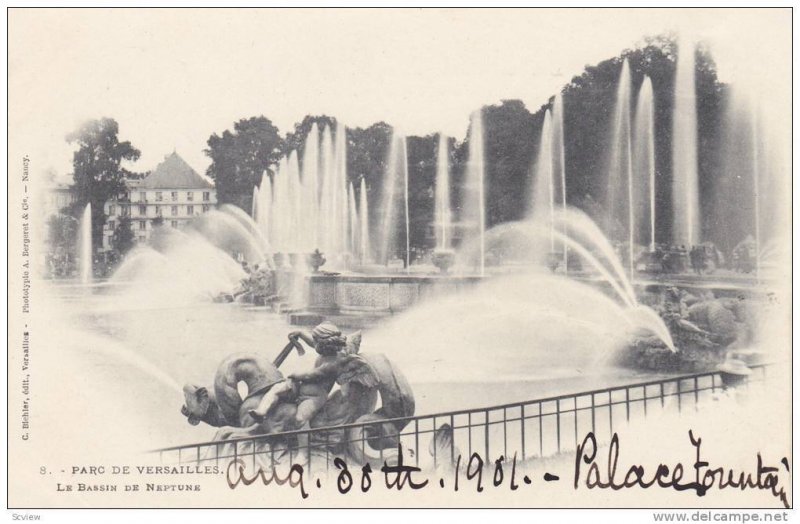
[8,8,791,181]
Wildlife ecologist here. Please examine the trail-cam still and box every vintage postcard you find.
[6,7,793,512]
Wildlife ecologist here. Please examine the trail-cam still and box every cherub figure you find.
[248,322,360,433]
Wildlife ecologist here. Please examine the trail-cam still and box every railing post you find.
[307,431,312,475]
[520,405,526,461]
[556,399,561,454]
[468,412,472,456]
[450,414,455,466]
[538,402,543,457]
[431,418,438,469]
[415,419,420,468]
[484,410,490,465]
[574,398,578,447]
[625,388,630,422]
[503,408,508,459]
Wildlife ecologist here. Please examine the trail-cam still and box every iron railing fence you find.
[153,364,769,473]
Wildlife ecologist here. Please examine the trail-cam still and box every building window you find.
[138,204,146,215]
[171,206,178,216]
[203,191,210,202]
[171,220,178,228]
[156,207,163,217]
[139,220,146,231]
[156,192,163,202]
[121,205,129,216]
[171,191,178,201]
[202,204,210,213]
[187,191,194,202]
[139,192,146,202]
[187,205,194,215]
[108,204,115,215]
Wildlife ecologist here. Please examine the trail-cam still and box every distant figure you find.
[689,246,703,275]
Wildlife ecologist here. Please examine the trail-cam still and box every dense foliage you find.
[199,35,731,254]
[67,118,141,249]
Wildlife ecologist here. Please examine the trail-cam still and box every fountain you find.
[552,93,568,270]
[634,75,656,251]
[455,208,674,351]
[251,122,355,267]
[348,182,358,256]
[608,58,635,279]
[358,178,370,264]
[530,109,555,252]
[462,110,486,276]
[302,123,320,251]
[256,172,272,244]
[379,132,409,267]
[79,202,92,284]
[336,122,349,258]
[435,133,452,251]
[672,36,700,246]
[251,185,259,219]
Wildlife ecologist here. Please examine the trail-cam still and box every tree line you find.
[60,34,740,263]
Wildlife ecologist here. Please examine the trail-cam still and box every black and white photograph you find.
[6,6,793,515]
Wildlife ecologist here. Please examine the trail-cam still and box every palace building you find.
[102,152,216,250]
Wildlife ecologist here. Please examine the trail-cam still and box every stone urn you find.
[308,249,326,273]
[432,249,456,274]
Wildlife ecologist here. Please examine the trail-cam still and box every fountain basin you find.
[303,273,484,318]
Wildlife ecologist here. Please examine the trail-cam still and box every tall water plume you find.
[634,75,656,250]
[462,110,486,275]
[552,93,568,268]
[256,172,272,246]
[319,125,336,254]
[250,121,353,264]
[607,58,634,277]
[672,36,700,246]
[379,132,409,266]
[302,123,320,251]
[530,110,554,249]
[79,203,92,284]
[348,182,358,255]
[287,151,302,253]
[435,133,452,251]
[251,185,259,219]
[335,122,349,257]
[359,178,370,263]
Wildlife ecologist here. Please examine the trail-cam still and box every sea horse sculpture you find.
[180,327,415,465]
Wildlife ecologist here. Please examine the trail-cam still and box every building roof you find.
[139,152,213,190]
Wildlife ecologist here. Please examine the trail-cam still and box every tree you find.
[347,122,394,249]
[66,118,141,249]
[46,214,78,252]
[204,116,283,212]
[112,216,135,255]
[283,115,338,156]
